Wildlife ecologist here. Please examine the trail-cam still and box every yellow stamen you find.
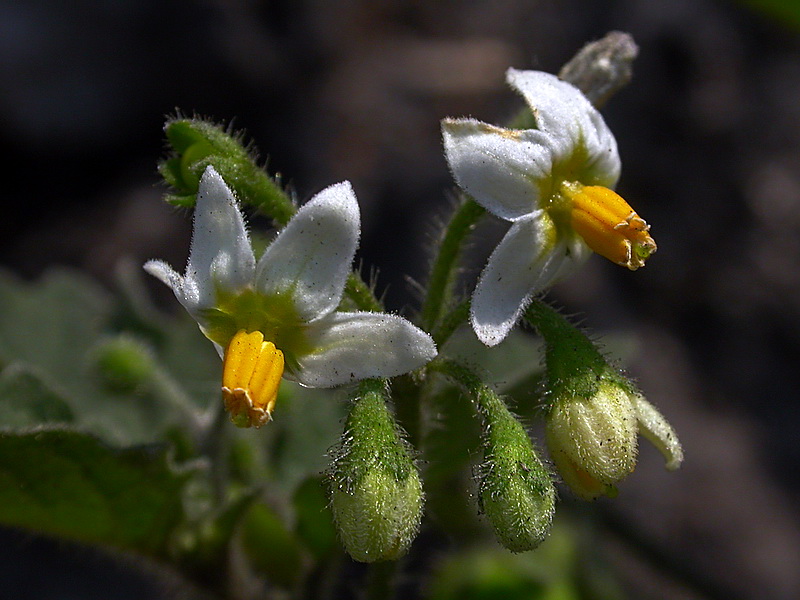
[562,182,657,270]
[221,329,284,428]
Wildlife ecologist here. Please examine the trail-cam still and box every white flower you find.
[145,166,437,427]
[442,69,656,346]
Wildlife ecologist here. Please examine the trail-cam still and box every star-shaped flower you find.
[442,69,656,346]
[145,166,437,427]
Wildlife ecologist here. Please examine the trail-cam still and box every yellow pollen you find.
[221,329,284,428]
[562,183,657,270]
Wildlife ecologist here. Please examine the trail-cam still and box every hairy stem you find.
[420,198,485,332]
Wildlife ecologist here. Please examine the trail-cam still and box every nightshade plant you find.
[0,33,683,600]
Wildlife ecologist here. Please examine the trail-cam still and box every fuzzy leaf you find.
[0,364,74,427]
[0,429,188,556]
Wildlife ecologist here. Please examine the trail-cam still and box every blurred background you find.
[2,0,800,599]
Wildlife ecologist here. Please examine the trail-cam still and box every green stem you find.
[345,272,383,312]
[431,299,470,347]
[420,198,485,332]
[150,366,207,437]
[427,358,504,424]
[523,300,608,383]
[199,400,231,504]
[365,560,398,600]
[220,162,296,228]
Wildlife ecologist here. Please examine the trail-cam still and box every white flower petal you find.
[143,259,200,313]
[633,395,684,471]
[506,69,592,138]
[185,166,255,308]
[470,212,586,346]
[442,118,555,221]
[582,109,621,188]
[292,312,437,387]
[506,69,621,187]
[255,181,359,322]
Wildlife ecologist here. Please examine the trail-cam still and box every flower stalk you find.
[429,359,556,552]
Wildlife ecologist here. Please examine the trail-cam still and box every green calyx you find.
[200,288,312,373]
[524,300,618,403]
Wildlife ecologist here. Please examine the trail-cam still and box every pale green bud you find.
[546,379,638,500]
[526,301,683,501]
[326,380,423,562]
[329,468,423,563]
[92,336,155,393]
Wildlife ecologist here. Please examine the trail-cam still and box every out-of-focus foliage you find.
[0,429,187,555]
[738,0,800,30]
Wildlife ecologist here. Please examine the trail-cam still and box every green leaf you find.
[293,476,338,560]
[0,269,112,383]
[0,363,74,427]
[269,385,347,492]
[0,268,215,445]
[0,429,188,556]
[241,502,304,588]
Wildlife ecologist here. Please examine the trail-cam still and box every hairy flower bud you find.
[526,301,683,500]
[478,397,556,552]
[92,336,155,393]
[329,468,423,562]
[325,380,423,562]
[545,379,638,500]
[160,118,295,225]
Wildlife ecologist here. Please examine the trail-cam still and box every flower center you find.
[221,329,285,428]
[561,182,656,270]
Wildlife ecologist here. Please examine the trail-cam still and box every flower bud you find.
[478,401,556,552]
[92,336,155,393]
[325,380,423,562]
[525,300,683,500]
[160,118,295,225]
[545,379,638,500]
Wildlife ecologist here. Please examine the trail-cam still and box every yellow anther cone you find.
[564,183,657,270]
[222,329,284,428]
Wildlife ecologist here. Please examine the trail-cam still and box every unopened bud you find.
[477,387,555,552]
[546,379,638,500]
[325,380,423,562]
[526,301,683,500]
[160,118,294,225]
[92,336,155,393]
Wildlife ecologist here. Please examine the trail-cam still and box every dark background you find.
[2,1,800,599]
